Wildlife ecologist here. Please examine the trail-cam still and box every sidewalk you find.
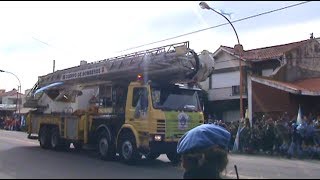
[229,151,320,162]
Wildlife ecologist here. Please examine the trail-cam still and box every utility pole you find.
[53,60,56,72]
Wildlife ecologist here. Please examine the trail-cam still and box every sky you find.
[0,1,319,93]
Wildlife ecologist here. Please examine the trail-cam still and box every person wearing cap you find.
[177,124,231,179]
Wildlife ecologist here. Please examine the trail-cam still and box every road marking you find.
[0,136,38,145]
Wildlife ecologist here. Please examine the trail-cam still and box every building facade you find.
[201,37,319,123]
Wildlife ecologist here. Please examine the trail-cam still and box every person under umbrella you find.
[177,124,231,179]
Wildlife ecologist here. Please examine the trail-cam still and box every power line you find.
[117,1,312,53]
[32,36,51,47]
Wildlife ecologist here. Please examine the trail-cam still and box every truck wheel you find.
[98,134,116,161]
[145,152,161,160]
[60,142,71,151]
[119,133,141,164]
[73,142,82,151]
[166,152,181,164]
[50,127,60,150]
[39,126,50,149]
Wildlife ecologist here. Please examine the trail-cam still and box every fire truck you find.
[24,41,214,164]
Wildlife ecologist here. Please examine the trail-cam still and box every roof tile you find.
[221,39,311,61]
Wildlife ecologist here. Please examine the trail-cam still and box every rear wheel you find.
[39,126,50,149]
[98,134,116,160]
[145,152,161,160]
[119,132,141,164]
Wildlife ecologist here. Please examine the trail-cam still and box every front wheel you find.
[166,152,181,164]
[119,133,141,164]
[39,126,50,149]
[50,127,60,150]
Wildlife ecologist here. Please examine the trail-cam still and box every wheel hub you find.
[51,133,58,147]
[99,138,108,156]
[122,140,133,160]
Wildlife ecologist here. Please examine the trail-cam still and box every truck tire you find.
[60,142,71,151]
[72,142,82,151]
[145,152,161,160]
[39,126,50,149]
[119,132,141,164]
[166,152,181,164]
[50,127,60,150]
[98,134,116,161]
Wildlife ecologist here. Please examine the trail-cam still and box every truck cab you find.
[116,77,204,163]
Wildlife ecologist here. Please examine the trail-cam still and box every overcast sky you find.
[0,1,319,93]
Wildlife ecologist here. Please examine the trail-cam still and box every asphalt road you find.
[0,130,319,179]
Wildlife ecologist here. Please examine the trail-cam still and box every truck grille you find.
[157,119,165,133]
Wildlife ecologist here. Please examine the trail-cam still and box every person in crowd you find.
[287,121,303,159]
[304,118,315,157]
[239,118,252,153]
[228,121,237,151]
[0,116,4,129]
[263,117,276,154]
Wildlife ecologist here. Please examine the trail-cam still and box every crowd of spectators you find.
[207,112,320,160]
[0,116,21,131]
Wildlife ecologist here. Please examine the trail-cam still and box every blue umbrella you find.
[177,124,231,154]
[33,82,64,96]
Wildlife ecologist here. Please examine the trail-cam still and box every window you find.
[132,87,148,108]
[99,85,112,107]
[133,87,148,119]
[10,98,18,104]
[232,85,246,96]
[232,85,240,96]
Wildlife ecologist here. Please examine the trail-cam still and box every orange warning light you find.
[137,74,143,81]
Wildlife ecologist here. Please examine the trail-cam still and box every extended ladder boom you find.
[37,41,213,88]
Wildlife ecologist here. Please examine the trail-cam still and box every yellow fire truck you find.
[24,41,214,164]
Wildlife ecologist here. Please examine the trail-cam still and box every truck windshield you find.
[151,86,201,112]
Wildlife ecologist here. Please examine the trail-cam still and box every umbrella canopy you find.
[177,124,231,154]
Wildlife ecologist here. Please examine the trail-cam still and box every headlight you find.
[154,135,162,141]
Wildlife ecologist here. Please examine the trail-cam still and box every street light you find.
[0,69,22,130]
[199,1,244,120]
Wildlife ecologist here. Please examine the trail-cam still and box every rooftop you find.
[219,38,317,61]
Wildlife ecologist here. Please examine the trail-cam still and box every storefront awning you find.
[16,108,36,114]
[251,76,320,96]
